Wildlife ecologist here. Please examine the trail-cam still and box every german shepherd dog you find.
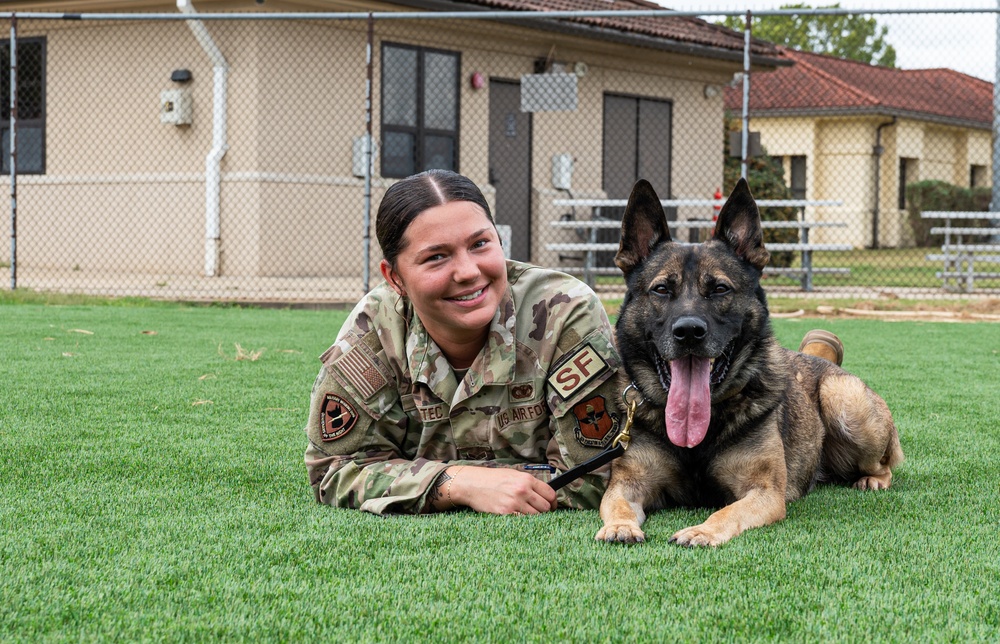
[596,178,903,547]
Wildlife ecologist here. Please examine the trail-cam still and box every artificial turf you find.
[1,303,997,641]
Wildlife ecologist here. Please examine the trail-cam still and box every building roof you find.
[724,46,993,129]
[0,0,785,66]
[403,0,786,65]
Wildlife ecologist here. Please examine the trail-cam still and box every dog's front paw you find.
[596,523,646,544]
[670,523,728,548]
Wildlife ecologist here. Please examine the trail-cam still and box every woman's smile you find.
[448,286,487,303]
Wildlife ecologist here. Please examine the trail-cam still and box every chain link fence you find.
[1,7,997,303]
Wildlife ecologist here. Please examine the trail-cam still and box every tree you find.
[722,118,798,268]
[719,3,896,68]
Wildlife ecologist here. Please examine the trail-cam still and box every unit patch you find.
[320,393,358,441]
[547,343,609,400]
[509,382,535,401]
[572,395,618,448]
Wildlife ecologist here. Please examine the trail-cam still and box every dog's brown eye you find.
[651,284,671,298]
[712,284,731,296]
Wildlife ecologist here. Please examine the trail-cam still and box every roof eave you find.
[526,20,790,69]
[748,106,991,131]
[392,0,790,69]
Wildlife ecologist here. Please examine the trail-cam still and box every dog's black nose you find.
[672,316,708,344]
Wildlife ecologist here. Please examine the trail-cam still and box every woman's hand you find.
[431,465,557,515]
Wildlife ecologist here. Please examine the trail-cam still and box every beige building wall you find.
[968,130,992,169]
[753,114,993,248]
[812,118,876,246]
[754,115,818,212]
[922,127,961,184]
[448,24,735,266]
[2,10,741,279]
[755,115,890,247]
[7,19,213,273]
[253,19,370,277]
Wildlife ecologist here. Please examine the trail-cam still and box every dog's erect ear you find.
[615,179,673,274]
[713,178,770,271]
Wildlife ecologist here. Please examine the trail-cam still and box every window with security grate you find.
[1,37,45,174]
[380,42,460,178]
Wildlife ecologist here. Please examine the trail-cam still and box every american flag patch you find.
[334,345,387,400]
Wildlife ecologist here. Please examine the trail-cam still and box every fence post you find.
[362,12,374,295]
[8,14,15,291]
[741,10,751,180]
[992,0,1000,240]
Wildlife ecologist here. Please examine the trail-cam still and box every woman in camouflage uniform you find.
[304,170,625,515]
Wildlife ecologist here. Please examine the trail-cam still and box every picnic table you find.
[547,198,849,291]
[921,211,1000,292]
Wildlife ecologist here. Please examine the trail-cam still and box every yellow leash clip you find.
[612,383,642,452]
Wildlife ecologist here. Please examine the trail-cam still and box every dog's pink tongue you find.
[666,356,712,448]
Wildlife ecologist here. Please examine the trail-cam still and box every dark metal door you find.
[637,98,672,199]
[600,94,673,263]
[602,95,639,205]
[488,80,532,261]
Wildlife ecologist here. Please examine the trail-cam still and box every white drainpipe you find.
[177,0,228,277]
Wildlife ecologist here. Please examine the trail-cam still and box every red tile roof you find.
[724,47,992,128]
[438,0,783,59]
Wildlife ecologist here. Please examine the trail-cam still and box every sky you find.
[653,1,998,82]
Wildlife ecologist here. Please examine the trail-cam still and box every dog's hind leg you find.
[819,374,903,490]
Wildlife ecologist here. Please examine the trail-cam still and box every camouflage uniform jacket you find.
[303,260,623,515]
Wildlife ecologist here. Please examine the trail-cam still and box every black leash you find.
[548,386,640,491]
[548,441,626,491]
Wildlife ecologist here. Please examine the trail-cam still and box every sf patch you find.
[320,393,358,441]
[547,343,609,400]
[572,395,618,448]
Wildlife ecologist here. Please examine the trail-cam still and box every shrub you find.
[906,180,992,247]
[723,128,798,268]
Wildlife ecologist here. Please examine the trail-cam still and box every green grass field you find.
[2,302,998,641]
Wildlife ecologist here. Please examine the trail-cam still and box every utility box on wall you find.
[552,154,573,190]
[727,130,761,157]
[160,89,192,125]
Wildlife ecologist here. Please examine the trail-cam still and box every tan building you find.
[0,0,784,296]
[726,46,993,248]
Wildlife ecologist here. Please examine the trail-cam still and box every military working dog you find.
[596,178,903,547]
